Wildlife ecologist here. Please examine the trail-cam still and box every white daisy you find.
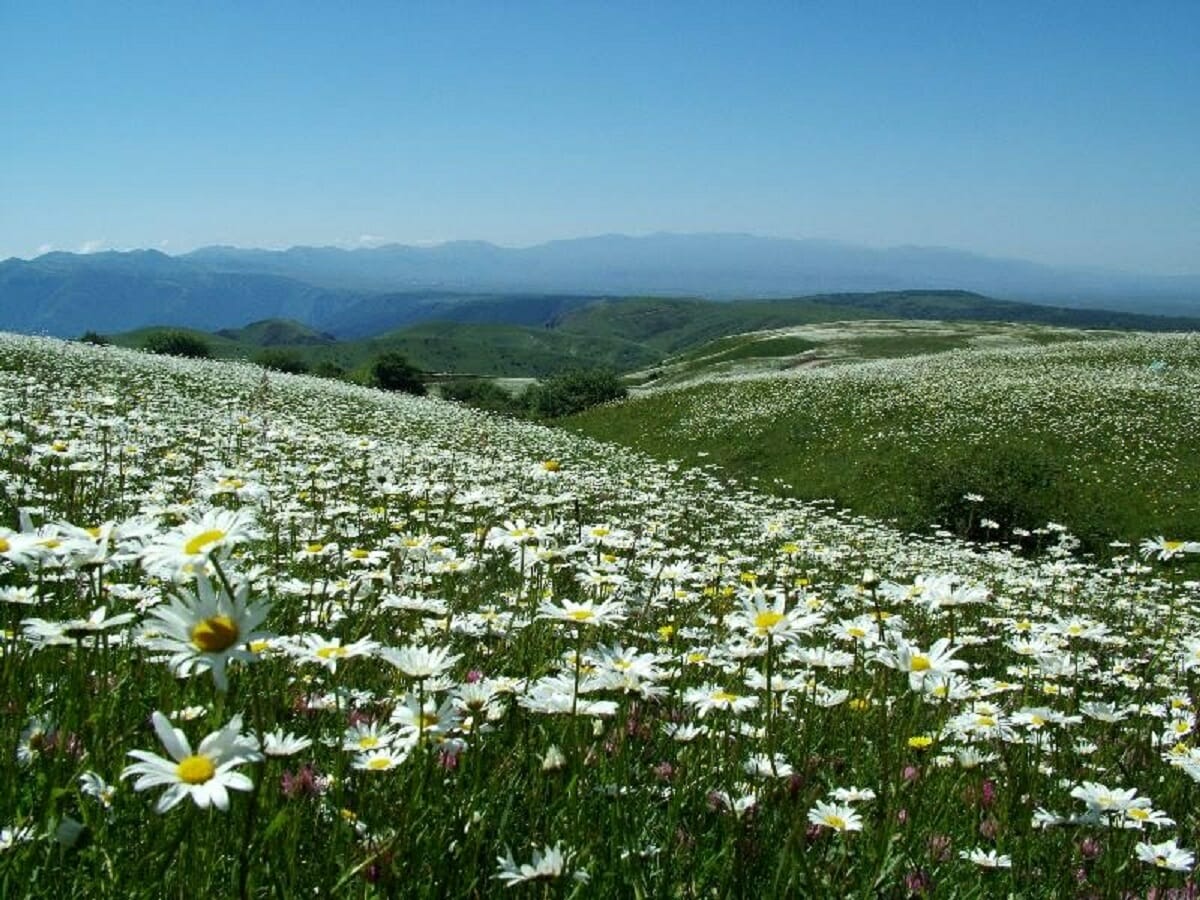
[121,711,260,813]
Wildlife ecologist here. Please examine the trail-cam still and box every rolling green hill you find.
[99,290,1200,387]
[105,318,663,378]
[215,318,336,346]
[566,329,1200,552]
[552,291,1199,353]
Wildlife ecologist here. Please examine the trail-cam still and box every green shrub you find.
[441,379,525,415]
[254,349,309,375]
[142,330,212,359]
[371,351,427,396]
[527,368,627,418]
[916,444,1064,540]
[77,330,110,346]
[312,360,347,380]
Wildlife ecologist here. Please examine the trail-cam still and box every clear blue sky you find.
[2,1,1197,273]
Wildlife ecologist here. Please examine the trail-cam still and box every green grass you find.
[1,333,1200,898]
[568,332,1200,552]
[106,319,662,379]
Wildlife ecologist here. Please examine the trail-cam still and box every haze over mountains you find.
[2,232,1197,338]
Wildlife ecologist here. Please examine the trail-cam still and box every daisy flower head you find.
[379,643,462,681]
[390,694,461,741]
[352,746,412,772]
[140,507,263,581]
[261,729,313,758]
[807,800,863,833]
[744,753,794,778]
[494,842,589,887]
[877,637,969,691]
[141,575,272,691]
[684,684,760,718]
[342,720,402,753]
[960,847,1012,868]
[121,711,260,813]
[728,590,822,642]
[536,597,626,628]
[289,634,378,673]
[831,786,877,804]
[1069,781,1147,815]
[1140,536,1200,562]
[79,771,117,809]
[0,824,36,853]
[1135,837,1194,871]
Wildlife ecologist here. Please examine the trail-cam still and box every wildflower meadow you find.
[1,333,1199,897]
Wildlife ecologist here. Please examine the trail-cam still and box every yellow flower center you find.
[755,610,785,631]
[0,538,9,553]
[358,736,380,749]
[825,815,846,830]
[976,715,997,728]
[541,459,561,472]
[711,690,738,704]
[176,754,216,784]
[305,542,324,554]
[366,757,392,771]
[349,548,369,559]
[1127,808,1149,821]
[848,627,867,639]
[1165,540,1183,551]
[184,529,226,556]
[190,614,240,652]
[567,609,594,622]
[316,646,347,659]
[910,655,932,672]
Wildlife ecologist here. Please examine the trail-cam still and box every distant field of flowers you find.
[575,332,1200,550]
[2,333,1199,897]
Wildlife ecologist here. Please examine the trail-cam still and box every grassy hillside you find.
[215,318,336,346]
[106,319,663,378]
[2,334,1200,897]
[104,325,250,358]
[630,319,1118,389]
[552,291,1199,356]
[354,321,661,376]
[102,289,1200,387]
[551,296,877,352]
[568,330,1200,551]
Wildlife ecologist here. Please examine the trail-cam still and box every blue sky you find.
[2,1,1197,273]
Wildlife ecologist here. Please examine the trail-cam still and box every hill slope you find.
[568,331,1200,550]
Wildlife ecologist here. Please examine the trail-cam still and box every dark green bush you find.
[312,360,347,380]
[526,368,627,418]
[916,443,1064,541]
[441,379,525,415]
[254,349,309,375]
[142,331,212,359]
[77,330,110,346]
[371,351,427,396]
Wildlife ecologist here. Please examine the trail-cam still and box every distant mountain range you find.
[1,233,1197,338]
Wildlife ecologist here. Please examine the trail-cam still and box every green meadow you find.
[0,331,1198,897]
